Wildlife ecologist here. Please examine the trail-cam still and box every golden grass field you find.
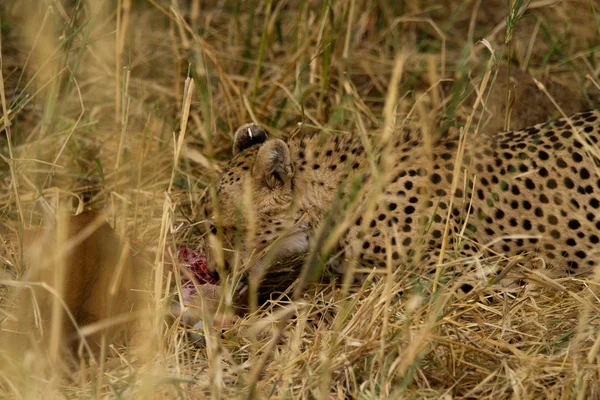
[1,0,600,398]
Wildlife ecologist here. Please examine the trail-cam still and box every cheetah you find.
[199,111,600,306]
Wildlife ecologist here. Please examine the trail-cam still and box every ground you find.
[0,0,599,398]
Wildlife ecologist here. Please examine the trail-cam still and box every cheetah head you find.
[198,124,309,287]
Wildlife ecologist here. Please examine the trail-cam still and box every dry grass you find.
[1,0,600,398]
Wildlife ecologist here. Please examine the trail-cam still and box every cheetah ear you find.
[233,123,268,155]
[253,139,294,189]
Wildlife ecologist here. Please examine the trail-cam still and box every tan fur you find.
[0,212,227,377]
[0,213,150,370]
[200,111,600,303]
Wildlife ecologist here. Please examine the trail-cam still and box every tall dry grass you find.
[0,0,599,398]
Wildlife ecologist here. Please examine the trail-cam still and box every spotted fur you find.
[199,111,600,297]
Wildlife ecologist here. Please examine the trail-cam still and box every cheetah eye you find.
[210,224,218,235]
